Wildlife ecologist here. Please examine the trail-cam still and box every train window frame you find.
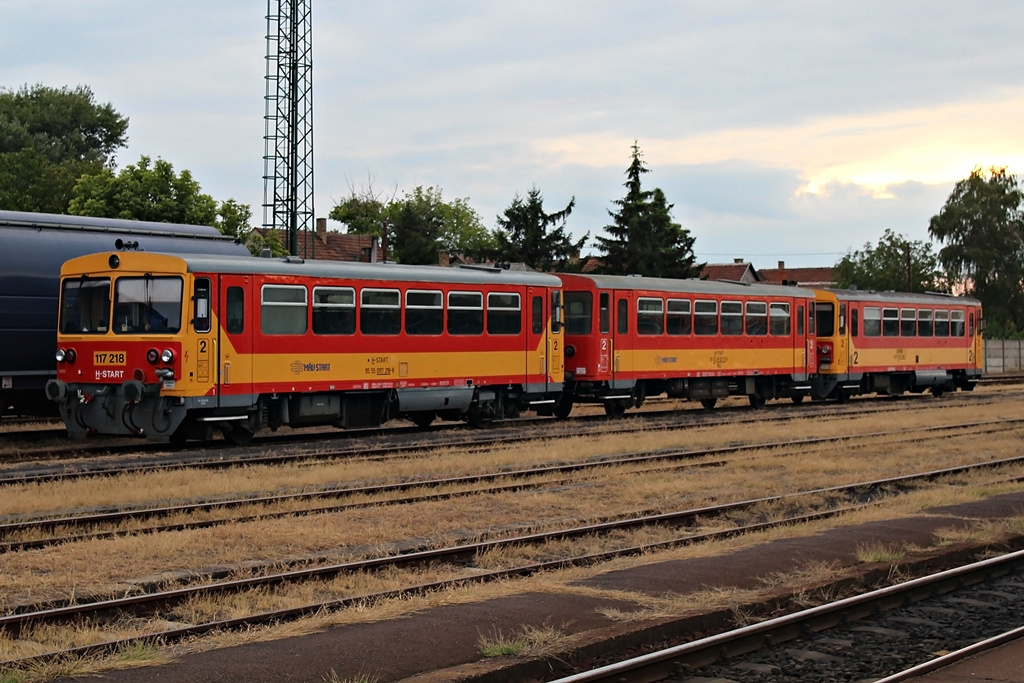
[917,309,933,337]
[900,308,916,337]
[637,297,664,335]
[745,301,767,336]
[769,302,791,336]
[864,307,881,337]
[839,303,846,336]
[113,276,184,335]
[564,291,593,335]
[312,286,356,335]
[934,309,950,336]
[261,284,308,335]
[532,296,543,335]
[617,298,629,335]
[694,299,718,336]
[405,289,443,336]
[851,308,859,337]
[721,300,743,336]
[814,302,834,337]
[193,277,212,333]
[667,298,692,336]
[360,288,401,336]
[60,276,111,335]
[551,290,562,333]
[448,290,484,335]
[951,309,965,337]
[226,286,244,335]
[882,308,899,337]
[487,292,522,335]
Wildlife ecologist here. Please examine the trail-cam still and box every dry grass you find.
[477,623,568,658]
[2,388,1024,674]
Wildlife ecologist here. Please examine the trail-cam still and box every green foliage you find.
[330,184,495,264]
[832,229,941,292]
[0,83,128,213]
[595,142,701,278]
[928,166,1024,332]
[492,187,586,271]
[68,155,218,225]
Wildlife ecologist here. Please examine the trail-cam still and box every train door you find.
[218,274,253,407]
[612,290,633,388]
[597,290,612,375]
[527,286,561,390]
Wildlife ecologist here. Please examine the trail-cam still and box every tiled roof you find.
[256,227,376,262]
[699,262,760,283]
[759,266,835,287]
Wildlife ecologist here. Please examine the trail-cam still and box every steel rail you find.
[2,418,1019,553]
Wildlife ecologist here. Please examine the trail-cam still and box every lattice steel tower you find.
[263,0,314,257]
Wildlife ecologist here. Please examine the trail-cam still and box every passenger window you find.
[637,297,664,335]
[770,302,791,336]
[617,298,629,335]
[935,310,950,336]
[951,310,965,337]
[721,301,742,336]
[405,290,443,336]
[882,308,899,337]
[917,309,933,337]
[226,286,244,335]
[745,302,767,336]
[694,300,717,335]
[487,292,521,335]
[564,291,592,335]
[864,307,881,336]
[313,286,355,335]
[668,299,692,335]
[261,284,307,335]
[900,308,916,337]
[361,288,401,335]
[448,291,483,335]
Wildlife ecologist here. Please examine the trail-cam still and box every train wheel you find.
[791,394,805,404]
[604,399,627,418]
[410,412,435,428]
[748,394,766,409]
[834,388,849,404]
[553,396,574,419]
[222,423,254,445]
[700,398,718,410]
[930,386,945,398]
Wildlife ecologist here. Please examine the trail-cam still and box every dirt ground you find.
[49,489,1024,683]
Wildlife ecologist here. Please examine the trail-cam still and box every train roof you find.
[0,209,237,241]
[560,272,818,299]
[92,252,565,288]
[825,288,982,306]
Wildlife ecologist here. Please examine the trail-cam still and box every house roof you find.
[256,226,376,262]
[699,262,760,283]
[759,266,835,287]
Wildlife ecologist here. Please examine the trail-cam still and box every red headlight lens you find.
[147,348,159,364]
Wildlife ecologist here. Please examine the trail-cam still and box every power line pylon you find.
[263,0,314,257]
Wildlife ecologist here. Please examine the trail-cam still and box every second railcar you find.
[557,273,819,416]
[47,252,564,442]
[0,210,251,416]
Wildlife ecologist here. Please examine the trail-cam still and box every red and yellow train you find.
[46,251,983,442]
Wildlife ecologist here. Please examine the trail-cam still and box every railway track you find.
[2,387,1018,486]
[4,452,1024,669]
[3,378,1020,465]
[1,418,1021,553]
[549,549,1024,682]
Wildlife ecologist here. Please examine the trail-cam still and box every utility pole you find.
[262,0,314,257]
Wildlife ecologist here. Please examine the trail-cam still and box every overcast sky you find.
[3,1,1023,267]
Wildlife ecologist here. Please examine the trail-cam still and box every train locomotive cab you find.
[558,273,819,416]
[49,252,566,443]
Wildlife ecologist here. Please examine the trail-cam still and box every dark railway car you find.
[0,210,251,416]
[47,251,564,442]
[812,288,983,400]
[557,273,819,416]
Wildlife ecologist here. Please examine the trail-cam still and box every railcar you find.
[46,251,564,442]
[812,289,983,400]
[556,273,819,416]
[0,210,251,417]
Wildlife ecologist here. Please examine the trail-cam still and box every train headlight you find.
[55,348,66,362]
[565,345,575,358]
[160,349,175,364]
[55,348,77,363]
[146,348,160,364]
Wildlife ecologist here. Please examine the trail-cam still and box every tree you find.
[928,166,1024,333]
[492,187,585,271]
[832,229,941,293]
[0,83,128,213]
[68,155,218,225]
[595,143,701,278]
[328,179,394,237]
